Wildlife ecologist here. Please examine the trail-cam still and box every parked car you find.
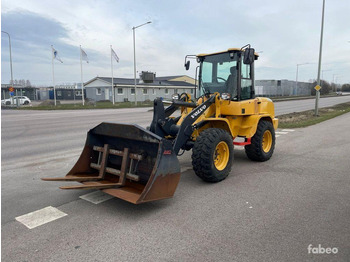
[336,91,342,95]
[1,96,31,105]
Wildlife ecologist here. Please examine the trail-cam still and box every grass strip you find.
[278,102,350,128]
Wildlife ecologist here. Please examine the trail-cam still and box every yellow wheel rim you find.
[262,130,272,153]
[213,142,229,171]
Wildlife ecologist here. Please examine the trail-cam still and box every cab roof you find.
[197,48,259,58]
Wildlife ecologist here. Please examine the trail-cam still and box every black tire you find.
[5,101,11,105]
[192,128,234,182]
[24,101,29,105]
[245,120,275,162]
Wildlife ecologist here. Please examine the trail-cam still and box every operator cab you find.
[188,47,258,101]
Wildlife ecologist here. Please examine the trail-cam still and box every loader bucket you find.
[42,122,181,204]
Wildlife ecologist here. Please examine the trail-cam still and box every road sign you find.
[314,85,322,91]
[9,91,14,96]
[9,87,14,92]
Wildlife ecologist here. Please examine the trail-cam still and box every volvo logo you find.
[191,105,207,119]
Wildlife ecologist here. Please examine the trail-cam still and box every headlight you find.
[172,94,180,100]
[220,93,231,100]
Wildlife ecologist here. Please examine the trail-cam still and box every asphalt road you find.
[1,96,350,261]
[2,95,350,167]
[274,95,350,115]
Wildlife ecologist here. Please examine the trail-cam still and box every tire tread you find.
[192,128,233,182]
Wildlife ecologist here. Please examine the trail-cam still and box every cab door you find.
[240,58,254,100]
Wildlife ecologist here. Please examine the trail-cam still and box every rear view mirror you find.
[243,48,255,64]
[185,61,190,70]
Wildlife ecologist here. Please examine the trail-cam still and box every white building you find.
[84,75,196,102]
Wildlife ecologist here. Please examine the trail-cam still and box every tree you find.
[341,84,350,92]
[26,80,31,87]
[311,80,331,95]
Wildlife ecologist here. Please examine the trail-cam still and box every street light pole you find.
[321,69,331,80]
[1,30,15,105]
[315,0,326,116]
[132,21,151,106]
[321,69,331,87]
[133,28,137,105]
[296,63,309,96]
[332,74,339,92]
[334,76,342,92]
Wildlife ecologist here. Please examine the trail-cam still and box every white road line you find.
[15,206,67,229]
[235,147,245,150]
[281,129,295,132]
[79,191,114,204]
[276,131,289,135]
[181,167,192,173]
[276,135,280,137]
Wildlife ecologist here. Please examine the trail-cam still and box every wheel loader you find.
[42,45,278,204]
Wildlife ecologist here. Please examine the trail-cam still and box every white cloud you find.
[2,0,350,85]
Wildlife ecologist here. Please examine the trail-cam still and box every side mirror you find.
[243,48,255,65]
[185,61,190,70]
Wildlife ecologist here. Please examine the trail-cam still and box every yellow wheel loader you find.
[42,45,278,204]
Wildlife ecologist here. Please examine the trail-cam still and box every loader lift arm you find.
[150,95,216,155]
[150,96,196,138]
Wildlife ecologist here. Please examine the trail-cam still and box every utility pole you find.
[315,0,326,116]
[51,46,57,106]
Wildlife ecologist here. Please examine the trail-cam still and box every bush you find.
[341,84,350,92]
[311,80,331,95]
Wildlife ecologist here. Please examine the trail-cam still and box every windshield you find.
[199,52,239,98]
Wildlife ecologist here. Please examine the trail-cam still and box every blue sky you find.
[1,0,350,86]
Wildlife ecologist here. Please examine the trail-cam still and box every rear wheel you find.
[24,101,29,105]
[192,128,234,182]
[245,120,275,161]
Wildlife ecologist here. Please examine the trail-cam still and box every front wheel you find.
[192,128,234,182]
[245,120,275,162]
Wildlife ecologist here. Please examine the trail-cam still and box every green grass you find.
[278,102,350,128]
[17,101,154,110]
[271,93,339,102]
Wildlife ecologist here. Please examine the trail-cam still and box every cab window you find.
[240,59,253,100]
[199,52,238,97]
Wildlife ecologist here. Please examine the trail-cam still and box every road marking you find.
[276,131,289,135]
[15,206,67,229]
[281,129,295,132]
[276,135,280,137]
[181,167,192,173]
[235,147,245,150]
[79,190,114,204]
